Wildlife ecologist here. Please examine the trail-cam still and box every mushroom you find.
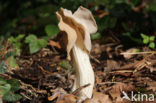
[56,6,97,102]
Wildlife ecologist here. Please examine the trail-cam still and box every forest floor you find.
[1,40,156,103]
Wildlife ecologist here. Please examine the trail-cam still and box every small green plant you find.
[9,34,25,55]
[25,34,47,54]
[0,61,7,74]
[59,60,74,72]
[141,33,155,49]
[0,78,22,102]
[8,34,24,68]
[91,32,101,40]
[45,24,59,38]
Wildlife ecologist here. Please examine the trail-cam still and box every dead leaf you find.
[147,81,156,92]
[84,92,112,103]
[48,40,61,49]
[104,60,120,73]
[108,83,135,102]
[48,88,77,103]
[121,48,139,59]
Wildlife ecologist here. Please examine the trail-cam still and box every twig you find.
[90,55,100,64]
[19,80,47,94]
[72,84,90,95]
[98,81,127,85]
[120,51,156,55]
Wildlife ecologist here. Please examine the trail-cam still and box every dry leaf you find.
[104,60,120,73]
[121,48,138,59]
[147,81,156,92]
[48,88,77,103]
[84,92,112,103]
[108,83,135,102]
[48,40,61,49]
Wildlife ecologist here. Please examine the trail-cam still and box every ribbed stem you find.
[71,44,94,101]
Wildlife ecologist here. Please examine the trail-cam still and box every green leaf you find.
[0,61,7,74]
[91,32,101,40]
[0,78,11,96]
[16,34,25,41]
[141,33,149,39]
[141,33,149,44]
[143,38,149,44]
[0,78,7,85]
[28,39,47,54]
[3,92,22,102]
[9,37,16,43]
[38,39,47,47]
[25,34,37,43]
[9,56,18,68]
[59,61,73,72]
[29,42,40,54]
[133,49,140,52]
[9,34,24,43]
[123,32,142,43]
[148,3,156,11]
[25,35,47,54]
[7,79,20,92]
[45,24,59,38]
[149,36,155,42]
[149,42,155,49]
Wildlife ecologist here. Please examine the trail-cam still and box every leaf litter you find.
[0,39,156,103]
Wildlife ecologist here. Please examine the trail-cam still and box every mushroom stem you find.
[71,44,94,101]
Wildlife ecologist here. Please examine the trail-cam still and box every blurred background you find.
[0,0,156,48]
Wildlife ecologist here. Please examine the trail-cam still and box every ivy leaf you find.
[16,34,25,41]
[149,36,155,42]
[149,42,155,49]
[0,60,7,74]
[0,78,7,84]
[141,33,149,44]
[25,35,47,54]
[25,34,37,43]
[29,42,40,54]
[141,33,149,39]
[7,79,20,92]
[59,61,73,72]
[38,39,47,47]
[0,78,11,96]
[45,24,59,38]
[9,56,18,68]
[91,32,101,40]
[3,92,22,102]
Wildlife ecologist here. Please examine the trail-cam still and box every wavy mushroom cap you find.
[56,6,98,59]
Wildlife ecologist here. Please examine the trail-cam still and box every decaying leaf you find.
[108,83,135,102]
[48,40,61,49]
[121,48,139,59]
[84,92,112,103]
[48,88,76,103]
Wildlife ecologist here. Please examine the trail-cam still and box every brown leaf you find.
[48,40,61,49]
[48,88,77,103]
[105,60,120,73]
[84,92,112,103]
[108,83,135,102]
[147,81,156,92]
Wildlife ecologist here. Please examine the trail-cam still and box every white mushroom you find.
[56,6,97,102]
